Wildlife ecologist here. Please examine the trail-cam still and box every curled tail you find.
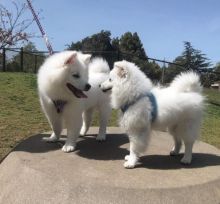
[170,71,202,93]
[89,57,110,74]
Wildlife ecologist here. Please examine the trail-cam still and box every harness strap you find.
[53,100,67,113]
[120,92,157,122]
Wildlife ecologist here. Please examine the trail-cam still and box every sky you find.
[2,0,220,65]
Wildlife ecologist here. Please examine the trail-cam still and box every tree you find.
[163,56,185,83]
[0,1,34,49]
[68,30,118,67]
[111,37,120,51]
[118,32,161,81]
[143,61,162,82]
[214,62,220,73]
[68,30,113,51]
[164,42,212,85]
[211,62,220,82]
[68,30,162,81]
[119,32,148,61]
[182,41,211,71]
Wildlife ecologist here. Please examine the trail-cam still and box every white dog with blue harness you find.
[101,60,204,168]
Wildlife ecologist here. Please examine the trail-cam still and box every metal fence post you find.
[2,47,6,72]
[161,58,165,84]
[20,47,24,72]
[34,55,37,73]
[117,49,120,61]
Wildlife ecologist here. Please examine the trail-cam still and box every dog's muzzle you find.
[99,84,112,92]
[102,87,112,92]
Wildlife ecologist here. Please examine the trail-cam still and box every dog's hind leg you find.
[169,126,182,156]
[181,141,193,164]
[175,120,200,164]
[96,104,111,141]
[180,121,200,164]
[80,108,94,136]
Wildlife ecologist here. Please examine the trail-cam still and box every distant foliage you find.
[164,42,213,86]
[68,33,219,85]
[119,32,148,61]
[68,30,118,67]
[7,42,45,72]
[182,41,211,71]
[68,30,162,81]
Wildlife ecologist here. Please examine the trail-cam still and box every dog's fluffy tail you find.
[89,57,110,74]
[170,71,202,93]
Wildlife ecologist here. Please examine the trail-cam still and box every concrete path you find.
[0,127,220,204]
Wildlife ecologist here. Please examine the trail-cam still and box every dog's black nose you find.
[85,83,91,91]
[99,84,101,88]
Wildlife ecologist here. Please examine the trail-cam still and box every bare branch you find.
[0,0,37,49]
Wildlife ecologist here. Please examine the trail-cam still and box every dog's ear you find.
[117,66,127,78]
[82,54,91,65]
[65,52,77,65]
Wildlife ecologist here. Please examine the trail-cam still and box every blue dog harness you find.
[120,92,157,123]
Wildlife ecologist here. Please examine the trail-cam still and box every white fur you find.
[169,71,202,93]
[89,57,110,74]
[101,60,204,168]
[80,57,112,141]
[38,52,111,152]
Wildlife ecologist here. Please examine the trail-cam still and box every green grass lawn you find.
[0,72,219,161]
[0,73,48,160]
[203,88,220,105]
[201,88,220,148]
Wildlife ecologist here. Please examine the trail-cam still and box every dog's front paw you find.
[180,156,192,165]
[124,155,130,161]
[42,133,59,143]
[124,155,139,168]
[96,134,106,141]
[80,127,86,136]
[170,150,179,156]
[124,161,136,169]
[62,144,75,152]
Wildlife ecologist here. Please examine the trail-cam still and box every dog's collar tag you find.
[53,100,67,113]
[120,92,157,122]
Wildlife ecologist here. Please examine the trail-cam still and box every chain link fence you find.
[0,48,47,73]
[0,47,220,83]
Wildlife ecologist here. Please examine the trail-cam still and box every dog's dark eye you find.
[109,78,112,82]
[72,74,80,78]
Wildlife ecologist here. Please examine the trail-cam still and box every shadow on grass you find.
[12,133,220,169]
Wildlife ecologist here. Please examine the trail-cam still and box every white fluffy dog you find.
[101,60,204,168]
[80,57,111,141]
[38,51,111,152]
